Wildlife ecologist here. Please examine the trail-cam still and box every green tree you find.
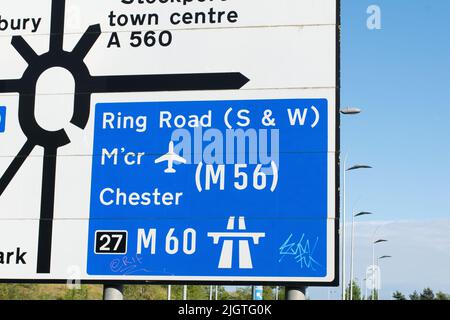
[419,288,435,300]
[263,286,284,300]
[252,286,284,300]
[0,284,103,300]
[63,285,92,300]
[435,292,449,300]
[409,290,420,300]
[169,285,211,300]
[392,291,406,300]
[0,284,21,299]
[188,285,210,300]
[124,285,169,300]
[345,281,362,300]
[221,286,252,300]
[368,290,379,300]
[276,287,285,300]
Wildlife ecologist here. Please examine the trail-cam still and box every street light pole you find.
[350,211,373,300]
[342,154,347,300]
[372,242,375,300]
[342,164,372,300]
[371,226,380,300]
[377,255,392,300]
[339,107,363,300]
[372,238,388,300]
[364,278,368,300]
[349,210,354,300]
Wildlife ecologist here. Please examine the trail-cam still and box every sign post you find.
[103,283,124,300]
[0,0,340,290]
[286,286,307,301]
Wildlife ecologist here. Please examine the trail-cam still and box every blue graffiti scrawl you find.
[279,233,321,271]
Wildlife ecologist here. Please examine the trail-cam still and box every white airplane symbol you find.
[154,141,187,174]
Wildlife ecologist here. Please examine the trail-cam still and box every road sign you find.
[0,0,339,284]
[253,286,264,301]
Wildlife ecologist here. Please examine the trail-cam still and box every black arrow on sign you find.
[0,0,249,274]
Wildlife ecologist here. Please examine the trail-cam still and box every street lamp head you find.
[374,239,388,244]
[378,255,392,260]
[354,211,373,217]
[347,164,373,171]
[340,108,362,115]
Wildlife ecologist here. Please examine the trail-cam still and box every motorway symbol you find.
[0,0,249,274]
[208,216,265,269]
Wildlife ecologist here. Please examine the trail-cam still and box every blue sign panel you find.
[253,286,264,300]
[0,107,6,133]
[87,98,331,281]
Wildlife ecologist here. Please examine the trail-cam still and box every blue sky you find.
[308,0,450,299]
[341,0,450,221]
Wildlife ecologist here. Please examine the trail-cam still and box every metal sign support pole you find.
[285,286,307,300]
[183,285,188,300]
[103,284,124,300]
[167,285,172,300]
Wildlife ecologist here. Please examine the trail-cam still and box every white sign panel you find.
[0,0,339,284]
[366,265,381,290]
